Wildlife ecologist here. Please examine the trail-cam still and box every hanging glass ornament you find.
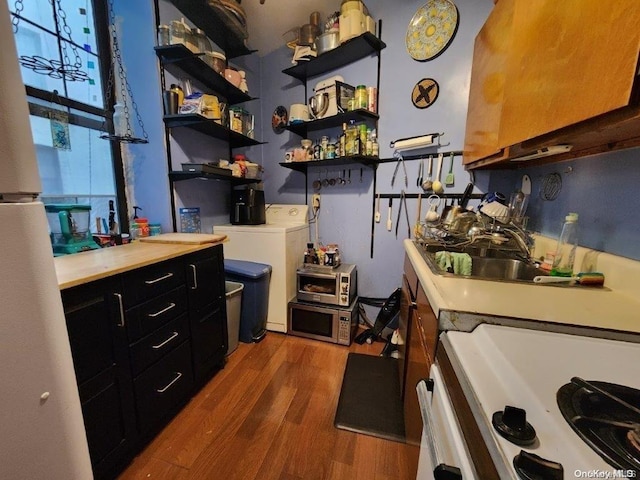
[49,90,71,150]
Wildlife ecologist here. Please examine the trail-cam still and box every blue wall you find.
[258,0,494,297]
[119,0,640,301]
[113,0,172,231]
[488,148,640,261]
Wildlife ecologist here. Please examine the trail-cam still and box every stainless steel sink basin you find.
[415,241,549,283]
[468,257,546,282]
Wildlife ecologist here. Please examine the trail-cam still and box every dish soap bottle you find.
[551,213,579,277]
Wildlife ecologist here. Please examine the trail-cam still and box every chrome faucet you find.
[499,224,535,261]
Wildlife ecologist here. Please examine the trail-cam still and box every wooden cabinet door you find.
[463,0,515,165]
[499,0,640,148]
[401,256,440,446]
[185,245,225,312]
[62,279,137,480]
[185,245,227,384]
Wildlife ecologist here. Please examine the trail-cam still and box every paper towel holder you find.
[389,132,447,151]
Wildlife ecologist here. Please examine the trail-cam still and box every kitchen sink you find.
[415,241,549,283]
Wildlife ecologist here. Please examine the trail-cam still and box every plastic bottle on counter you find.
[130,222,141,240]
[551,213,578,277]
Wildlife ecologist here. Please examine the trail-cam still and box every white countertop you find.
[404,239,640,335]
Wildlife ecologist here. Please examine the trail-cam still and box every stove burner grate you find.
[557,378,640,474]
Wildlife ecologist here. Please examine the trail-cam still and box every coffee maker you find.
[231,187,266,225]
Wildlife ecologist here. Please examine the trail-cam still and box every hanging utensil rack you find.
[377,149,462,163]
[376,192,482,200]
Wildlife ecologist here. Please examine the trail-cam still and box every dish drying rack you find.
[415,212,532,258]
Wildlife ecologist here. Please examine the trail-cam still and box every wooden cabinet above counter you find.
[463,0,640,169]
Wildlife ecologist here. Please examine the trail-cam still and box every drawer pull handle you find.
[147,302,176,318]
[189,264,198,290]
[156,372,182,393]
[152,331,179,349]
[144,272,174,285]
[114,293,125,327]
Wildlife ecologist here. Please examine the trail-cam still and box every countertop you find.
[54,240,221,290]
[404,239,640,336]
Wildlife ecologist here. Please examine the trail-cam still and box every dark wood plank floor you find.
[118,331,419,480]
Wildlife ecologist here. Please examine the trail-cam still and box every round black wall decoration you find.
[411,78,439,109]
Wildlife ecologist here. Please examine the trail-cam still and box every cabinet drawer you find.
[126,285,187,342]
[134,340,193,433]
[123,258,185,307]
[130,314,190,376]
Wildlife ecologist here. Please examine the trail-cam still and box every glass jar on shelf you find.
[157,24,170,46]
[186,27,200,53]
[170,19,188,46]
[193,28,211,55]
[355,85,368,110]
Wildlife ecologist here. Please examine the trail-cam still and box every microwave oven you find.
[287,299,358,346]
[296,263,356,307]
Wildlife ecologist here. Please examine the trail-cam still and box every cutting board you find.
[139,233,227,245]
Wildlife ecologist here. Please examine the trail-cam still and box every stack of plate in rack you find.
[209,0,248,41]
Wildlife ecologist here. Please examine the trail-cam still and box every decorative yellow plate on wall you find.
[406,0,459,61]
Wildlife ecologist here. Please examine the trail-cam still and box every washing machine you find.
[214,204,309,333]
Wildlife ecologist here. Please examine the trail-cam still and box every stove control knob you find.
[492,405,537,446]
[513,450,563,480]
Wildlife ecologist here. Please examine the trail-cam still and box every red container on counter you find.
[136,217,150,237]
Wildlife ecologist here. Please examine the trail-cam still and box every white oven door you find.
[416,363,477,480]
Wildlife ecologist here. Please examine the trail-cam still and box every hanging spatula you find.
[445,152,455,186]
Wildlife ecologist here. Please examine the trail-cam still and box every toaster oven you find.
[296,263,356,307]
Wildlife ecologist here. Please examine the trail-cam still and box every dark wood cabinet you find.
[185,245,228,385]
[60,244,227,479]
[133,340,194,433]
[61,278,137,480]
[400,255,439,446]
[122,257,194,438]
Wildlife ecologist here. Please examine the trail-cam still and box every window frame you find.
[12,0,129,234]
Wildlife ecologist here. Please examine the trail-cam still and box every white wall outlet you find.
[312,193,321,209]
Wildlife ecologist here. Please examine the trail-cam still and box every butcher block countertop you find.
[55,234,226,290]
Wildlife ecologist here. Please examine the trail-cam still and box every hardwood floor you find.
[118,332,419,480]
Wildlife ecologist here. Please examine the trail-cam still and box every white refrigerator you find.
[0,1,93,478]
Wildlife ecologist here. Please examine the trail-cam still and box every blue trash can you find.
[224,259,272,343]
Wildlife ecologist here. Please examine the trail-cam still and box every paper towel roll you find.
[390,134,435,151]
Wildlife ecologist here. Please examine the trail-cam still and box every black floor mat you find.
[334,353,405,442]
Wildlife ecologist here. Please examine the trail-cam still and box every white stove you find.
[418,324,640,479]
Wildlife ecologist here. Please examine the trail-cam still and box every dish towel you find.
[435,251,472,276]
